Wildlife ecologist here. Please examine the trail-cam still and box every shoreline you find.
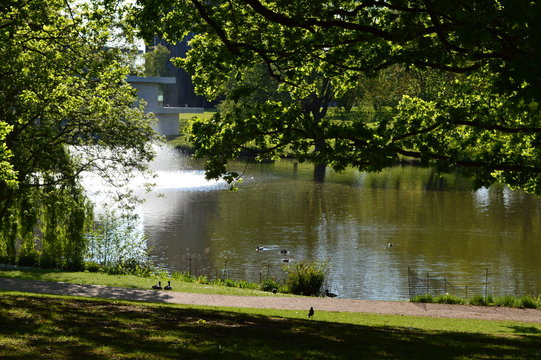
[1,277,540,323]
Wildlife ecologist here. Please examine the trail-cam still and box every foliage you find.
[260,277,282,293]
[85,209,152,276]
[84,261,101,273]
[518,295,539,309]
[2,294,541,360]
[414,293,541,309]
[144,43,173,77]
[282,261,328,296]
[433,294,466,305]
[134,0,541,194]
[469,295,493,307]
[493,295,519,308]
[411,294,434,303]
[0,0,161,268]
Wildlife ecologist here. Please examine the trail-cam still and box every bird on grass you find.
[256,246,264,252]
[282,259,290,263]
[164,281,172,290]
[152,281,162,290]
[325,289,337,298]
[307,307,314,318]
[280,249,288,254]
[272,288,277,294]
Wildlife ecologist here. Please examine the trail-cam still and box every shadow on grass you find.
[508,326,541,335]
[0,295,540,359]
[0,277,178,304]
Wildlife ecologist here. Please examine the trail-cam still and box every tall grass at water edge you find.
[412,293,541,309]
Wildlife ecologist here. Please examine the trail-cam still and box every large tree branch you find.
[190,0,242,55]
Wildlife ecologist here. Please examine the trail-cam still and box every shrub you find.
[236,280,258,289]
[85,209,148,273]
[518,295,539,309]
[494,295,520,308]
[433,294,465,305]
[172,272,195,283]
[16,253,39,267]
[283,261,328,296]
[411,294,434,303]
[103,258,155,276]
[84,261,101,273]
[196,275,209,284]
[469,295,493,306]
[261,278,281,292]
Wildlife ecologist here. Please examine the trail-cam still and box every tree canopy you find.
[134,0,541,193]
[0,0,161,268]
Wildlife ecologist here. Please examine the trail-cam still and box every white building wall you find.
[127,76,204,136]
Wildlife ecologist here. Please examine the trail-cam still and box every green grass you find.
[0,292,540,359]
[413,293,541,309]
[0,266,292,297]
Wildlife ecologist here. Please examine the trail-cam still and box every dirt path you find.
[1,277,540,323]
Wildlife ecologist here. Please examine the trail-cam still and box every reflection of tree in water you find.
[141,161,541,299]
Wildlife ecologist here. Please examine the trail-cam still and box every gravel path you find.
[1,277,540,323]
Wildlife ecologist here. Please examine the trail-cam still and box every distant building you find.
[148,35,214,108]
[127,76,203,136]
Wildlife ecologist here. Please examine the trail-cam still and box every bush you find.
[433,294,465,305]
[16,253,39,267]
[85,261,101,273]
[236,280,258,289]
[172,272,195,283]
[469,295,493,306]
[103,258,155,276]
[283,261,328,296]
[85,209,148,273]
[411,294,434,303]
[518,295,539,309]
[64,259,85,272]
[261,278,281,292]
[196,275,209,284]
[494,295,520,308]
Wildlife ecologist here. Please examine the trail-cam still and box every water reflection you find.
[136,149,541,300]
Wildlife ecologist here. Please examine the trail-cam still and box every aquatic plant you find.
[283,261,328,296]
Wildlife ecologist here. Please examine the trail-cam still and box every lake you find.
[134,146,541,300]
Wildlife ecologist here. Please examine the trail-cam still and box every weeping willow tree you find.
[0,0,161,269]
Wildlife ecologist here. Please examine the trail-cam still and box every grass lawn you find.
[0,292,540,360]
[0,266,287,297]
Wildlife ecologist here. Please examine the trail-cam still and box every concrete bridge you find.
[127,76,204,136]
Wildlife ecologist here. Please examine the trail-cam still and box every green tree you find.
[144,43,173,77]
[0,0,161,268]
[134,0,541,193]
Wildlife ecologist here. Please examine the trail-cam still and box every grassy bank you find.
[0,266,288,297]
[412,293,541,309]
[0,292,540,359]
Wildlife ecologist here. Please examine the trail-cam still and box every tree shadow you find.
[0,294,540,359]
[0,277,178,303]
[508,325,541,335]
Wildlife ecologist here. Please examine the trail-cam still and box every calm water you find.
[134,147,541,300]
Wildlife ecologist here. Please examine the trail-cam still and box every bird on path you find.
[307,307,314,318]
[152,281,162,290]
[164,281,172,290]
[325,289,337,298]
